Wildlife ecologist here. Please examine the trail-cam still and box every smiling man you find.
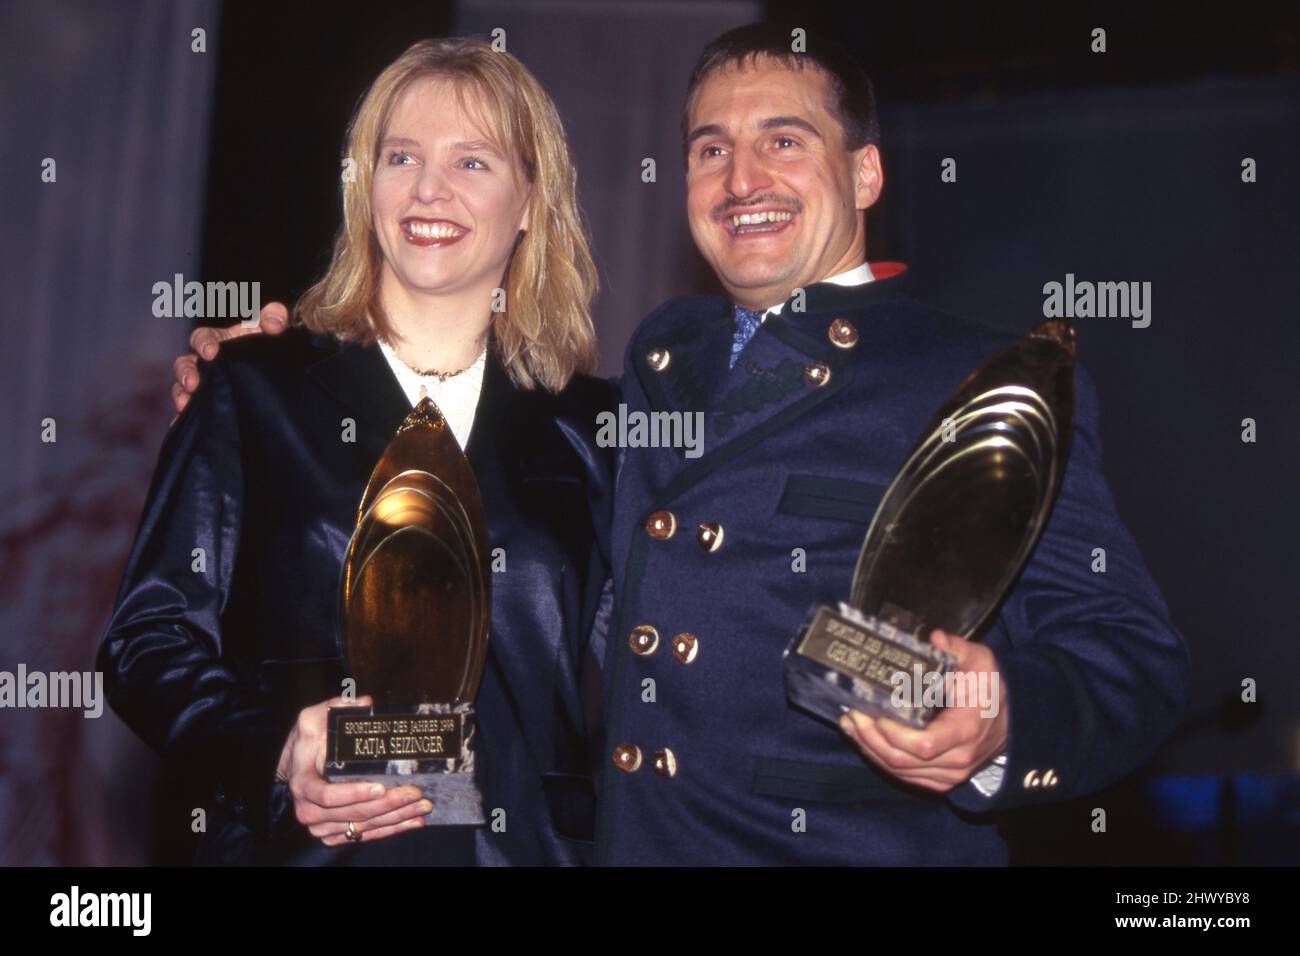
[683,45,879,316]
[171,23,1189,866]
[594,23,1187,865]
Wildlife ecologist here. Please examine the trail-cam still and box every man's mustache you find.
[712,195,804,221]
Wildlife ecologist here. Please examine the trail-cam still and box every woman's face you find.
[371,76,530,309]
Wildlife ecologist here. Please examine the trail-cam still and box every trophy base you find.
[324,702,485,826]
[327,770,485,826]
[784,603,956,729]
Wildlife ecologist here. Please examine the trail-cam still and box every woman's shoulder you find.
[547,371,620,419]
[516,372,619,483]
[511,371,619,463]
[210,325,340,379]
[178,327,345,435]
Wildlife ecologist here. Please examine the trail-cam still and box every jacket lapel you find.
[306,333,576,492]
[469,354,594,487]
[464,352,518,491]
[635,268,914,500]
[630,296,735,420]
[305,335,413,461]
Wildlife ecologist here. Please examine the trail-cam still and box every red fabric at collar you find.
[868,261,908,280]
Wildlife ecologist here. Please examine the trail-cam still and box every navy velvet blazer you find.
[597,267,1190,865]
[99,328,616,865]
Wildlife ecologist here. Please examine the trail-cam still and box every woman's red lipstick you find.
[401,217,469,247]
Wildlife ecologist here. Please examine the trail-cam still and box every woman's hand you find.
[276,695,431,847]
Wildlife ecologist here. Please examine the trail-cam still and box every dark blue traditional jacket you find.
[597,266,1189,865]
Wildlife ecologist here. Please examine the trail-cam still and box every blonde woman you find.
[101,38,614,866]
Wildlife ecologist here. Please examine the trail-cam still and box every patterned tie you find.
[730,305,766,368]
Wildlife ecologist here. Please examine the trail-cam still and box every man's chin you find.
[717,269,797,306]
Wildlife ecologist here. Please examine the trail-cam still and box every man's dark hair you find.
[681,22,881,162]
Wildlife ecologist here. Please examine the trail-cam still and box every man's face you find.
[371,77,531,307]
[684,56,882,310]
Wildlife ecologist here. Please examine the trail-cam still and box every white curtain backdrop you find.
[0,0,219,865]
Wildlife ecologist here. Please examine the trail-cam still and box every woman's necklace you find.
[398,357,476,382]
[382,337,481,382]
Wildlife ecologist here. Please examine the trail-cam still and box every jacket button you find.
[1023,769,1060,789]
[628,624,660,656]
[804,362,832,387]
[828,318,859,349]
[671,633,699,664]
[645,510,676,540]
[652,748,678,778]
[612,744,643,773]
[646,348,671,372]
[696,522,724,553]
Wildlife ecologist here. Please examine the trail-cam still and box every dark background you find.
[3,0,1297,865]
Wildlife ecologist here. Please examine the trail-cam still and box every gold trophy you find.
[325,398,490,824]
[785,319,1076,728]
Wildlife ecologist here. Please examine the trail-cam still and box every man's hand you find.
[277,694,430,847]
[171,302,289,414]
[839,630,1010,793]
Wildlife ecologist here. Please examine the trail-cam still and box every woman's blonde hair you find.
[294,37,598,392]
